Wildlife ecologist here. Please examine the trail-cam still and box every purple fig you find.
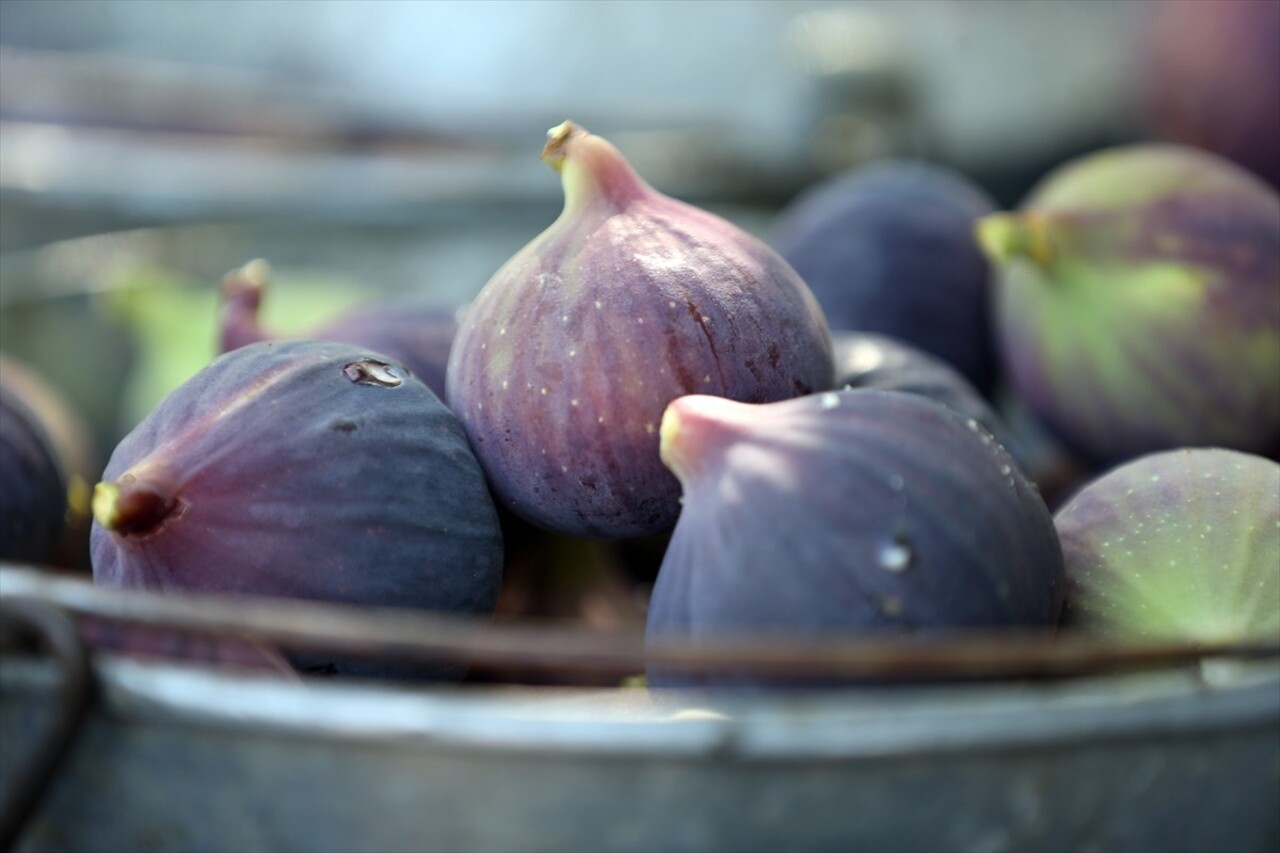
[978,144,1280,466]
[1,355,96,568]
[646,390,1064,686]
[770,161,999,394]
[1141,0,1280,188]
[219,260,458,401]
[446,121,834,539]
[90,340,503,678]
[832,331,1029,470]
[1056,448,1279,643]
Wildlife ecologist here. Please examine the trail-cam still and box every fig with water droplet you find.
[90,340,503,678]
[646,390,1064,686]
[1,355,96,567]
[771,161,999,393]
[978,144,1280,465]
[219,260,459,401]
[1056,448,1279,643]
[447,121,834,538]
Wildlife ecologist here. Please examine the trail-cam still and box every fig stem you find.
[976,213,1056,267]
[541,120,649,214]
[92,477,177,537]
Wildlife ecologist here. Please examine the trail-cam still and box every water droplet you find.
[887,474,905,491]
[819,392,840,410]
[966,419,980,432]
[342,360,402,387]
[878,536,914,573]
[1000,464,1012,476]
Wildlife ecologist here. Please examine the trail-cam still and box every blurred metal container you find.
[3,654,1278,853]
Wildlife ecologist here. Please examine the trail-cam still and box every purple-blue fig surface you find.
[220,260,458,401]
[446,121,834,539]
[770,161,999,394]
[978,144,1280,466]
[1056,448,1279,643]
[1141,0,1280,189]
[832,331,1029,471]
[90,340,503,678]
[1,355,96,568]
[646,390,1064,687]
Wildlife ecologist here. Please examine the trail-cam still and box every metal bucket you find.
[2,569,1278,853]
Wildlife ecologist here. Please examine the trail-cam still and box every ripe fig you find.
[646,390,1064,686]
[832,331,1028,470]
[770,161,999,394]
[1141,0,1280,188]
[446,121,834,538]
[1,356,96,568]
[978,144,1280,466]
[90,340,503,678]
[1056,448,1279,643]
[219,260,458,401]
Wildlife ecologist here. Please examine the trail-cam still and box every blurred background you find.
[0,0,1276,463]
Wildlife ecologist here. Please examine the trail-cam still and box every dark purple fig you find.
[1141,0,1280,188]
[90,340,503,678]
[1,356,96,568]
[646,390,1064,687]
[978,144,1280,466]
[832,331,1029,470]
[219,260,458,401]
[446,121,834,539]
[770,161,999,394]
[1056,448,1279,643]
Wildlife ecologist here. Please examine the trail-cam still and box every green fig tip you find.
[976,213,1056,267]
[91,481,122,530]
[542,120,582,173]
[92,476,176,536]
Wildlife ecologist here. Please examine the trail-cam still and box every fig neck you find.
[976,212,1058,269]
[543,121,651,216]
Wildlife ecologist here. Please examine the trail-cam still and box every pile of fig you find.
[4,114,1278,689]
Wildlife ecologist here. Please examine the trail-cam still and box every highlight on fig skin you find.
[92,475,179,537]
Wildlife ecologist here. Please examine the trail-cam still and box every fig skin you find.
[832,331,1028,470]
[90,340,503,678]
[0,356,96,568]
[770,161,999,394]
[646,390,1064,687]
[446,121,834,539]
[1056,448,1279,643]
[978,144,1280,466]
[220,260,458,401]
[1141,0,1280,189]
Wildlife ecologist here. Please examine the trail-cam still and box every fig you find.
[646,390,1064,686]
[446,121,834,538]
[770,161,999,394]
[978,144,1280,466]
[1056,448,1279,643]
[219,260,458,401]
[0,356,96,568]
[90,340,503,678]
[832,331,1028,470]
[1141,0,1280,189]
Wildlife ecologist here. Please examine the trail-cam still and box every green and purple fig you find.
[1056,448,1279,643]
[646,390,1064,686]
[219,260,458,402]
[978,144,1280,466]
[446,121,834,539]
[771,161,999,394]
[1,356,96,568]
[90,340,503,678]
